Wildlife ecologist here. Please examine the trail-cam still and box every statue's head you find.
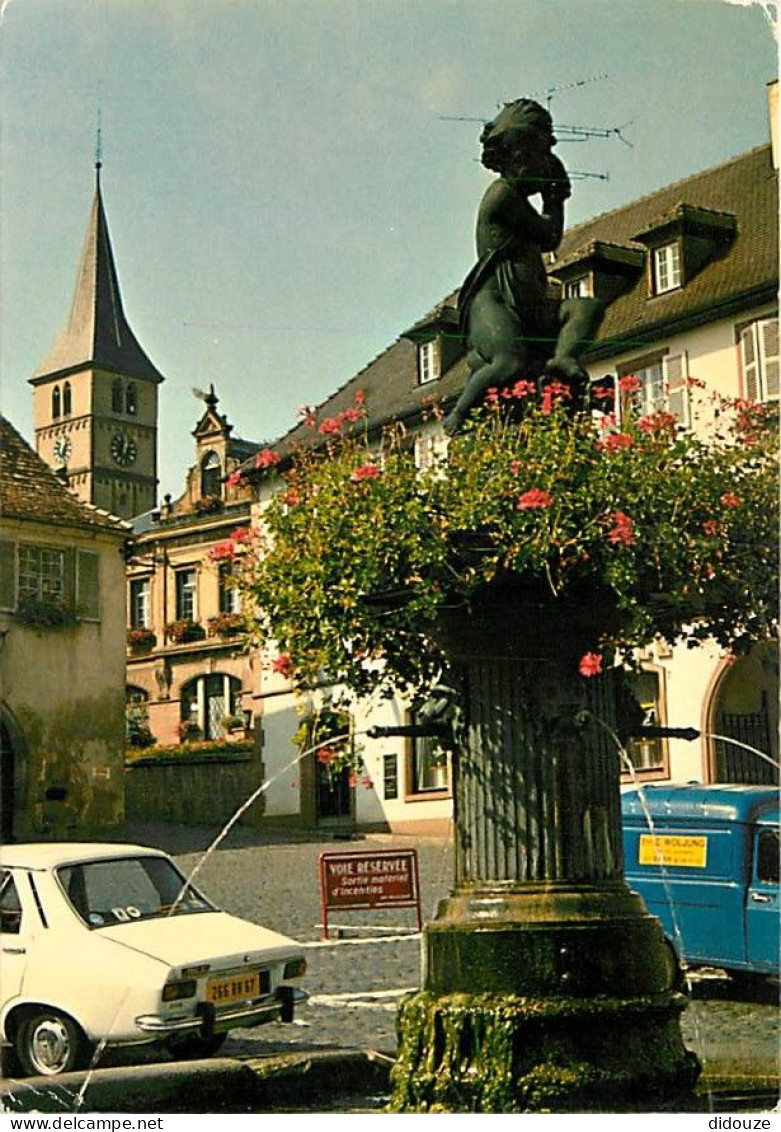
[480,98,556,182]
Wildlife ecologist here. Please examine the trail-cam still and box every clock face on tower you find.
[53,436,72,463]
[110,432,137,467]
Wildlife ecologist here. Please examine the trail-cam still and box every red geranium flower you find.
[226,470,243,486]
[231,526,252,543]
[607,511,634,546]
[702,519,721,536]
[618,374,642,394]
[350,463,380,483]
[579,652,603,678]
[272,653,294,679]
[517,488,552,510]
[210,540,235,561]
[255,448,280,468]
[720,492,741,508]
[510,379,536,399]
[598,432,634,452]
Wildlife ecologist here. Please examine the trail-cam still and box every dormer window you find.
[418,340,440,385]
[200,451,222,498]
[564,276,591,299]
[652,243,681,295]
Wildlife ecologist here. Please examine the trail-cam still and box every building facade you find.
[123,391,266,822]
[0,418,128,842]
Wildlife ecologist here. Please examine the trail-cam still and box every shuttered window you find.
[0,540,15,611]
[740,317,779,403]
[76,551,100,621]
[0,541,100,622]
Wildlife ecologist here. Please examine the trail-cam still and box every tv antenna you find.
[439,74,632,184]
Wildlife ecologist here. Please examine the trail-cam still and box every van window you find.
[756,829,779,885]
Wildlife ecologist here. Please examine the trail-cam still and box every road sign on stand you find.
[319,848,422,939]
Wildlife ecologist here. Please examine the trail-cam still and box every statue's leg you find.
[444,291,527,435]
[544,297,604,401]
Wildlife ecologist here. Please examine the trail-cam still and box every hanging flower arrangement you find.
[235,382,778,703]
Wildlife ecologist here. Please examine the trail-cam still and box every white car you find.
[0,843,306,1077]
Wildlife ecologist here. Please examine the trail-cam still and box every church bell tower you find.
[29,161,164,521]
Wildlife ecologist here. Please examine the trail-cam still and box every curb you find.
[1,1049,394,1114]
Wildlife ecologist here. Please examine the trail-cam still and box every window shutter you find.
[0,540,16,611]
[760,317,779,401]
[77,550,101,620]
[664,352,689,426]
[63,548,76,612]
[740,324,760,401]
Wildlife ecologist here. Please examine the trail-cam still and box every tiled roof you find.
[31,175,165,385]
[0,416,128,534]
[554,144,777,356]
[248,144,778,466]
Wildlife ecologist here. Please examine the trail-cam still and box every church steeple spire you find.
[31,169,164,385]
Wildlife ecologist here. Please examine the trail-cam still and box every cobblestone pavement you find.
[126,821,779,1078]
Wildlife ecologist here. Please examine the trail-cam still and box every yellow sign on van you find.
[638,834,708,868]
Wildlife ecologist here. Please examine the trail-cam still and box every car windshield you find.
[57,856,217,928]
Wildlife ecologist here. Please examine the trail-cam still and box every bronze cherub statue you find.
[444,98,604,434]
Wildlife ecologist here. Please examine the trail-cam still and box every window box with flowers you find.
[178,718,203,744]
[15,594,77,630]
[165,619,206,645]
[127,627,156,654]
[208,613,244,639]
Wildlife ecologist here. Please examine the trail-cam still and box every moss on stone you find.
[389,991,700,1113]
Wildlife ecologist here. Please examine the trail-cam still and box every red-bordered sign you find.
[319,848,422,939]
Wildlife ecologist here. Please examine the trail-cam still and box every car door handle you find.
[1,946,26,954]
[750,893,771,904]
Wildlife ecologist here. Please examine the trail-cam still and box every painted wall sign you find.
[319,848,421,938]
[638,833,708,868]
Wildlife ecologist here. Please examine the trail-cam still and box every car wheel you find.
[165,1032,227,1060]
[16,1009,87,1077]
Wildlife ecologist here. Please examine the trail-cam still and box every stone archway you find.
[706,643,779,784]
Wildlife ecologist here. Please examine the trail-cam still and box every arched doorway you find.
[1,717,16,842]
[707,644,779,784]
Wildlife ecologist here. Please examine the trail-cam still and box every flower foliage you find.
[236,385,778,701]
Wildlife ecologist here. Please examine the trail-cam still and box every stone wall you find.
[124,754,264,827]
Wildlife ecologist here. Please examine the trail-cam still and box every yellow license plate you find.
[206,972,260,1005]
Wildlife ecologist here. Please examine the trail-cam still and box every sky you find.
[0,0,777,501]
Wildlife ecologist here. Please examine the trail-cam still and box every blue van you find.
[622,783,779,984]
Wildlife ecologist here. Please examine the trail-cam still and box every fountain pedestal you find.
[390,583,699,1112]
